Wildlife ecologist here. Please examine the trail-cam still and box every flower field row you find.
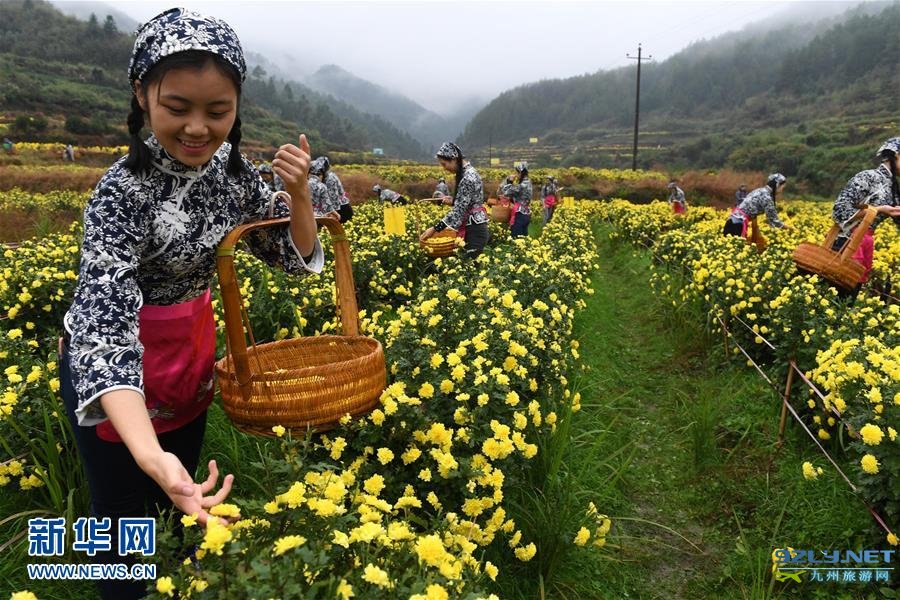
[596,199,899,533]
[0,188,89,212]
[1,202,608,597]
[334,164,667,186]
[0,161,670,211]
[4,142,129,155]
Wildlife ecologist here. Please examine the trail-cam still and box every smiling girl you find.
[59,9,323,598]
[419,142,489,258]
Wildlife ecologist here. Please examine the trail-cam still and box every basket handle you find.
[216,216,360,391]
[837,207,876,263]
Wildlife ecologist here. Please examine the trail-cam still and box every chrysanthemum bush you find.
[809,335,900,524]
[335,164,666,187]
[0,226,84,512]
[1,201,612,596]
[597,198,899,541]
[0,188,89,212]
[143,205,606,598]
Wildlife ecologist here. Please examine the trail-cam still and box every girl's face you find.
[437,157,456,173]
[136,62,238,167]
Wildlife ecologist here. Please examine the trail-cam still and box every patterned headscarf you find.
[515,161,528,173]
[767,173,787,186]
[876,137,900,157]
[128,8,247,86]
[310,156,331,176]
[436,142,462,160]
[309,157,326,176]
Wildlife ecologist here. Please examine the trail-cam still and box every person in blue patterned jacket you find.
[257,161,284,192]
[434,177,451,199]
[723,173,791,237]
[311,155,353,222]
[830,137,900,286]
[308,156,341,218]
[419,142,490,258]
[372,184,408,205]
[58,10,323,598]
[503,162,533,237]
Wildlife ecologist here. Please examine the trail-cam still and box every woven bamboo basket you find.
[490,197,512,223]
[792,207,876,290]
[215,215,386,436]
[748,217,767,253]
[421,229,459,258]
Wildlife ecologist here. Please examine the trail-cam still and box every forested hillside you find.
[458,2,898,195]
[0,0,425,158]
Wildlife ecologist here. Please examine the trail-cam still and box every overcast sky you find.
[91,1,868,115]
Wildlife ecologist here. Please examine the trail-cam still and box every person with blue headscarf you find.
[723,173,791,237]
[420,142,489,258]
[830,137,900,287]
[58,10,323,598]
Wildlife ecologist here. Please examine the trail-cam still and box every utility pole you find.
[626,44,652,171]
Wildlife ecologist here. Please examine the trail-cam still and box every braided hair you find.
[123,50,244,176]
[768,181,779,204]
[123,94,151,172]
[766,175,785,205]
[451,142,465,201]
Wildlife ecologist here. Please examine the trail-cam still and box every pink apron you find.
[97,289,216,442]
[673,202,686,214]
[851,230,874,284]
[543,194,557,208]
[730,207,751,237]
[509,203,521,226]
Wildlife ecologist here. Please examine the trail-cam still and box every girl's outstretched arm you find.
[100,390,234,526]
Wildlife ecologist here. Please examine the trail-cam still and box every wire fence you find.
[612,221,896,539]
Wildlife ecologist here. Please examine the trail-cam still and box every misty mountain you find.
[0,0,425,158]
[455,1,897,193]
[50,0,139,34]
[305,64,482,149]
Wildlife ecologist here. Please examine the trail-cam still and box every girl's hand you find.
[420,227,436,242]
[875,205,900,217]
[151,454,234,526]
[272,134,312,203]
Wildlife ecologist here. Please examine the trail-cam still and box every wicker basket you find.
[215,216,386,436]
[490,197,512,223]
[421,229,459,258]
[792,207,876,290]
[748,217,767,253]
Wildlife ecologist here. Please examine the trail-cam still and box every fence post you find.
[777,359,797,448]
[722,318,729,358]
